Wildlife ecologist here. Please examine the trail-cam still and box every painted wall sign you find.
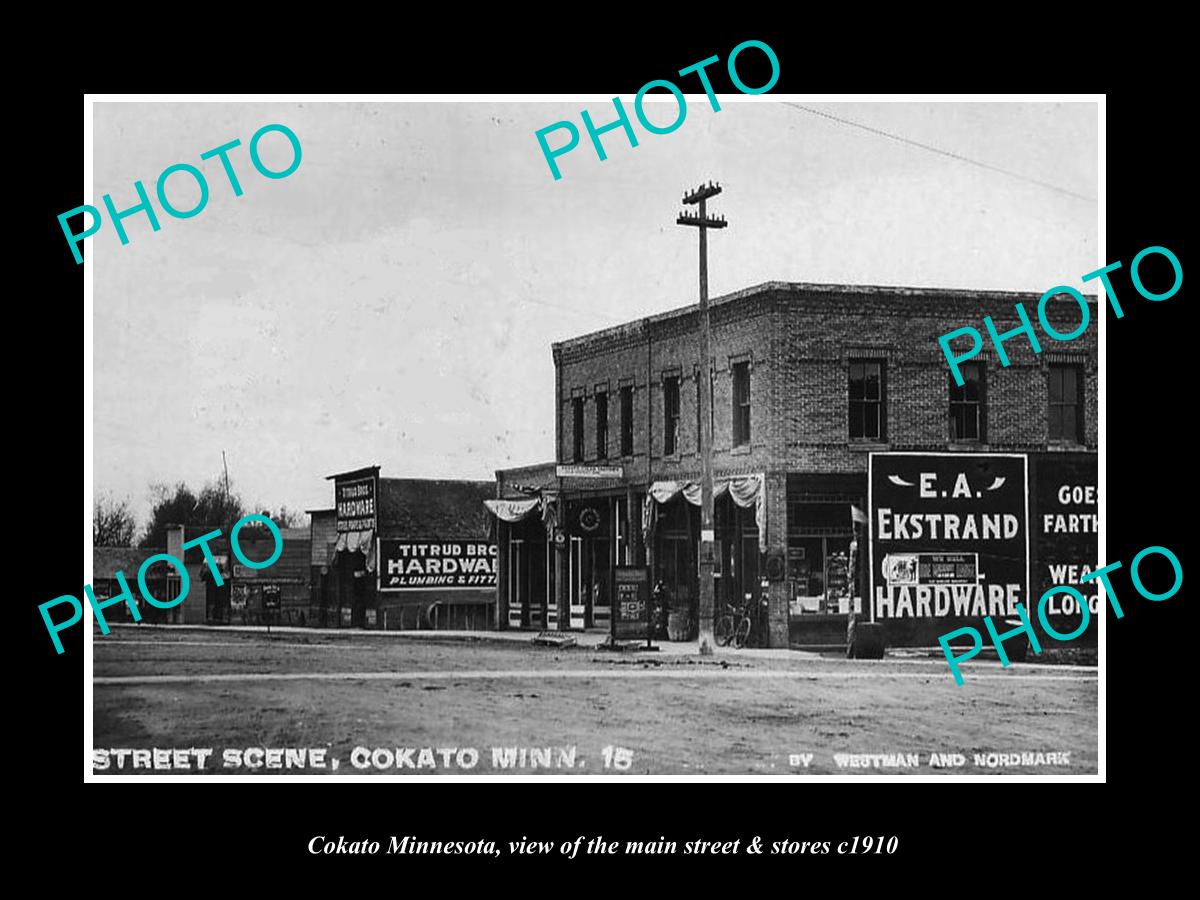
[556,464,624,479]
[1030,453,1099,641]
[378,540,497,591]
[335,475,377,533]
[869,453,1030,632]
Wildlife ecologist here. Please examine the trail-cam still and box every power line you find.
[518,295,626,323]
[781,103,1096,203]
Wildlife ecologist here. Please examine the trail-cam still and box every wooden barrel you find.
[667,607,693,642]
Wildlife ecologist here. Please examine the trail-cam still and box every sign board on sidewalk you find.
[612,566,650,641]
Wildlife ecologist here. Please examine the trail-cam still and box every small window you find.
[595,391,608,459]
[620,386,634,457]
[572,396,584,462]
[663,376,680,456]
[949,363,985,441]
[849,360,886,441]
[732,361,751,447]
[1048,364,1083,443]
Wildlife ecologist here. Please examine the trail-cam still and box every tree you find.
[235,505,307,544]
[268,505,307,529]
[94,494,137,546]
[139,478,245,548]
[194,481,246,530]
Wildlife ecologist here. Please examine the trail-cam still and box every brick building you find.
[490,281,1098,649]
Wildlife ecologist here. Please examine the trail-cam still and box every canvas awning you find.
[643,473,766,544]
[333,529,376,572]
[484,496,559,537]
[484,498,542,522]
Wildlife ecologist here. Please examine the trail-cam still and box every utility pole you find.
[677,182,727,655]
[221,450,232,523]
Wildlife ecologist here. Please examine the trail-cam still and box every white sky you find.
[92,99,1098,527]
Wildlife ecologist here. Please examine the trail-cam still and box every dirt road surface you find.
[91,627,1098,776]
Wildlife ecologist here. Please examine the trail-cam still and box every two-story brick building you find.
[490,281,1098,649]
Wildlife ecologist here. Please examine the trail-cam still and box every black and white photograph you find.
[77,92,1104,780]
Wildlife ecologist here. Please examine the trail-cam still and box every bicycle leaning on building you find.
[715,591,769,649]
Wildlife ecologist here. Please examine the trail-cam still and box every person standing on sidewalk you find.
[652,580,670,639]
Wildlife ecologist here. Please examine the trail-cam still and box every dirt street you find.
[91,627,1098,776]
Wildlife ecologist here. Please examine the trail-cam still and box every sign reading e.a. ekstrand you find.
[378,540,497,591]
[869,453,1029,621]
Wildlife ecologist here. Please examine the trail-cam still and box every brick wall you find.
[548,282,1098,647]
[554,283,1098,477]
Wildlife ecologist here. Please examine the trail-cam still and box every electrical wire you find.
[781,103,1097,203]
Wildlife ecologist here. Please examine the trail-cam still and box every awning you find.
[643,474,766,545]
[333,529,376,572]
[484,498,542,522]
[484,496,558,537]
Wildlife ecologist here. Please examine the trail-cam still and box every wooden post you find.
[677,182,727,654]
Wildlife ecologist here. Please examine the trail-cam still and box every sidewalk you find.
[104,621,806,659]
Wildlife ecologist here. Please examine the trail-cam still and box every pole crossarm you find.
[676,212,727,228]
[682,181,723,205]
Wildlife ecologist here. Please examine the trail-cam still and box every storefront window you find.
[787,496,861,615]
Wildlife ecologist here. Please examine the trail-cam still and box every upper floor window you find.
[572,396,584,462]
[663,376,680,456]
[949,362,985,441]
[620,386,634,456]
[1048,364,1083,443]
[732,361,751,447]
[595,390,608,459]
[849,360,886,441]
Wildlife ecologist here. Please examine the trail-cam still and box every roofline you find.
[495,461,558,479]
[325,465,381,481]
[378,477,495,486]
[551,280,1099,352]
